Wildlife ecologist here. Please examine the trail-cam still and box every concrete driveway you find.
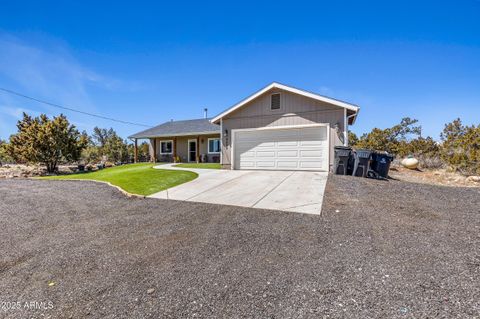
[150,164,328,214]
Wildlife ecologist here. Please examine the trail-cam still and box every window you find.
[271,93,281,110]
[160,140,173,154]
[208,138,220,154]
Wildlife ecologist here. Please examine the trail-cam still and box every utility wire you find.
[0,87,153,128]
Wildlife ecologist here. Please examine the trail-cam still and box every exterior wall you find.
[221,88,346,170]
[150,134,221,163]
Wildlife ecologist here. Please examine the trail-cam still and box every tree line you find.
[349,117,480,175]
[1,112,479,175]
[0,112,150,172]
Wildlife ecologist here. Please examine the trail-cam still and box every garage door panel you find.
[234,126,328,171]
[240,151,255,158]
[300,140,325,146]
[277,141,299,147]
[299,150,324,158]
[277,161,299,168]
[299,162,324,169]
[240,161,255,168]
[277,150,298,157]
[256,161,276,168]
[256,151,275,157]
[257,142,275,147]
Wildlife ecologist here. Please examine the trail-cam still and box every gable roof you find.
[129,118,219,139]
[211,82,360,124]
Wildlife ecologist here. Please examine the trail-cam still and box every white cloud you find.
[0,32,140,138]
[0,33,100,111]
[0,105,27,119]
[0,104,96,136]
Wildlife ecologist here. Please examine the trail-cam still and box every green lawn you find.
[39,163,198,196]
[173,163,222,169]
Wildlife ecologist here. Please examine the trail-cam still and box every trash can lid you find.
[334,146,352,150]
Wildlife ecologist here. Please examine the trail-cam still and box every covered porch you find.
[134,133,221,163]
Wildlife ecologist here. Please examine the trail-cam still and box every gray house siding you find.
[221,88,346,169]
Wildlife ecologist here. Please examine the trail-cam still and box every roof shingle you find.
[128,118,219,139]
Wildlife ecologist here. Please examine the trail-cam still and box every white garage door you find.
[233,125,329,171]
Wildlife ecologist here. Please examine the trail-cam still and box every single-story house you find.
[129,82,359,172]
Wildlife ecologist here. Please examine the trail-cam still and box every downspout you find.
[220,118,223,165]
[345,113,357,146]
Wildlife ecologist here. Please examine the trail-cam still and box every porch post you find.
[152,138,157,162]
[196,136,200,163]
[134,138,138,163]
[173,137,177,162]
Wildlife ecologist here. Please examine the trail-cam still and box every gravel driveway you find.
[0,177,479,318]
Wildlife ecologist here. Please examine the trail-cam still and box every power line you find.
[0,87,153,128]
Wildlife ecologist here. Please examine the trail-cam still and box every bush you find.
[402,137,440,157]
[91,127,130,163]
[351,117,479,175]
[416,154,444,170]
[351,117,438,158]
[441,118,480,175]
[0,140,14,165]
[7,113,88,172]
[81,145,100,164]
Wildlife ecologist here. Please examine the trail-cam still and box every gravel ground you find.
[0,177,479,318]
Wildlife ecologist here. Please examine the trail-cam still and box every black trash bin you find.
[353,149,373,177]
[371,152,394,179]
[347,153,355,175]
[334,146,352,175]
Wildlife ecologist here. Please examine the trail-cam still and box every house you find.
[129,82,359,171]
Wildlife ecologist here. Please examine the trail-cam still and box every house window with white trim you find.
[208,138,220,154]
[160,140,173,154]
[270,93,281,110]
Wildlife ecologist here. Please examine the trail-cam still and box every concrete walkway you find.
[149,164,328,214]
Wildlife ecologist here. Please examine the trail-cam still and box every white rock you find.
[401,157,419,169]
[147,288,155,294]
[466,176,480,183]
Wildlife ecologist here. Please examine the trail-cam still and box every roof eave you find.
[348,108,360,125]
[211,82,360,124]
[128,130,221,139]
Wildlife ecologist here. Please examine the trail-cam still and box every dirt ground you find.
[389,164,480,187]
[0,178,479,318]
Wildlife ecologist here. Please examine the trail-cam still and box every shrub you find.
[351,117,479,174]
[7,113,88,172]
[0,139,14,165]
[352,117,431,157]
[81,145,100,164]
[441,118,480,175]
[91,127,130,163]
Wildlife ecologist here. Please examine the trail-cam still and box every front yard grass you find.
[38,163,198,196]
[173,163,221,169]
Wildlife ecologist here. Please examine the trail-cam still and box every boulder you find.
[466,176,480,183]
[401,157,419,170]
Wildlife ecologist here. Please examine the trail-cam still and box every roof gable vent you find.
[271,93,281,110]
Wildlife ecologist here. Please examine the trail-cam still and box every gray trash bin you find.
[353,149,373,177]
[334,146,352,175]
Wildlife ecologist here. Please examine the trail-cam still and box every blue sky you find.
[0,1,479,141]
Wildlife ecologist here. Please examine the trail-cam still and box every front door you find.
[188,139,197,162]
